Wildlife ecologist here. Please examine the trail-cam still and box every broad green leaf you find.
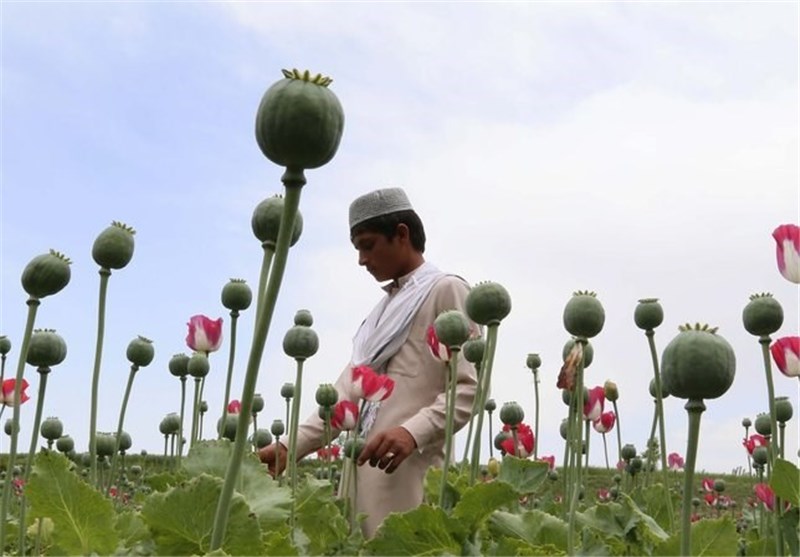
[114,510,156,556]
[577,493,668,554]
[364,504,461,556]
[488,509,568,551]
[488,536,563,556]
[497,457,549,494]
[26,451,119,555]
[294,475,349,555]
[779,507,800,556]
[140,473,262,555]
[143,470,187,492]
[637,482,675,532]
[423,466,468,509]
[182,439,291,529]
[263,527,299,556]
[653,517,738,557]
[452,481,518,533]
[772,458,800,506]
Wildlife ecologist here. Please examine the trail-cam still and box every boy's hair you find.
[350,209,426,253]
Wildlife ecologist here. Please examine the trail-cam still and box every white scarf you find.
[351,261,445,370]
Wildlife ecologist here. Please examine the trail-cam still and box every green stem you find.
[0,353,6,384]
[108,365,138,495]
[0,297,39,549]
[567,338,586,555]
[470,323,499,484]
[177,376,187,467]
[440,349,460,507]
[602,432,609,469]
[287,360,305,531]
[488,411,494,459]
[219,311,240,440]
[24,367,50,480]
[680,398,706,557]
[210,178,304,550]
[89,268,111,486]
[163,435,168,470]
[612,399,622,464]
[461,364,481,467]
[190,378,201,447]
[252,414,259,453]
[646,330,674,528]
[533,369,540,460]
[759,336,784,557]
[584,419,590,469]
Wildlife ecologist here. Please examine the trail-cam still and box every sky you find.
[1,1,798,476]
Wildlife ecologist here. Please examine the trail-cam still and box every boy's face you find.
[352,228,406,282]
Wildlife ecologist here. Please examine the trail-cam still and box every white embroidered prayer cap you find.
[349,187,413,229]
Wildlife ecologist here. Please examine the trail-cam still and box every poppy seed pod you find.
[465,281,512,326]
[199,400,208,413]
[26,329,67,368]
[280,382,295,399]
[129,465,142,477]
[117,431,132,453]
[96,433,117,458]
[649,378,669,399]
[752,445,769,466]
[344,437,366,459]
[484,399,496,413]
[563,291,605,339]
[634,298,664,331]
[315,383,338,408]
[0,336,10,356]
[775,396,793,423]
[559,419,568,440]
[713,479,726,493]
[487,457,501,477]
[92,221,135,270]
[21,250,72,299]
[252,393,265,414]
[661,323,736,400]
[294,309,313,327]
[434,310,471,348]
[221,278,253,312]
[168,353,190,378]
[621,444,637,461]
[463,338,486,364]
[40,416,63,441]
[4,419,17,436]
[742,293,784,337]
[526,353,542,370]
[271,419,285,437]
[283,325,319,360]
[742,417,752,428]
[499,401,524,427]
[562,338,594,368]
[56,435,74,453]
[494,431,511,451]
[126,336,155,368]
[159,414,178,435]
[251,429,272,449]
[251,195,304,247]
[755,412,772,436]
[604,380,619,402]
[187,353,210,378]
[218,415,238,441]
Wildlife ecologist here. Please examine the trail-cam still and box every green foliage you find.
[114,510,155,556]
[771,458,800,506]
[26,451,119,555]
[488,509,568,551]
[140,474,263,555]
[632,482,675,532]
[452,480,518,532]
[577,493,669,555]
[423,466,468,510]
[262,527,299,556]
[364,505,462,555]
[779,507,799,556]
[653,517,738,556]
[497,457,549,493]
[293,475,350,555]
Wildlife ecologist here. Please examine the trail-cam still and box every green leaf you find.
[263,526,299,556]
[452,481,518,533]
[26,451,119,555]
[577,493,668,554]
[779,507,800,557]
[423,466,468,509]
[497,457,549,494]
[114,510,155,556]
[143,470,187,492]
[140,473,263,555]
[772,458,800,506]
[653,517,738,557]
[488,536,564,556]
[293,475,349,555]
[182,439,291,529]
[636,482,676,532]
[364,504,462,556]
[488,509,568,552]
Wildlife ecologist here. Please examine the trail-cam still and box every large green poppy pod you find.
[465,281,512,325]
[251,428,272,449]
[562,338,594,368]
[634,298,664,331]
[40,417,63,441]
[283,324,319,360]
[434,310,471,348]
[742,293,784,337]
[754,412,771,436]
[752,445,769,466]
[661,323,736,400]
[117,431,132,453]
[26,329,67,368]
[775,396,793,423]
[621,444,637,461]
[218,415,238,441]
[563,290,605,339]
[96,433,117,458]
[315,383,338,408]
[221,278,253,312]
[162,413,181,435]
[21,250,71,299]
[168,353,190,378]
[463,338,486,364]
[0,336,11,356]
[255,69,345,171]
[280,382,295,399]
[56,435,74,453]
[187,352,210,378]
[92,221,135,270]
[252,393,265,414]
[251,195,304,247]
[344,437,366,459]
[500,401,524,427]
[271,419,285,437]
[126,336,155,368]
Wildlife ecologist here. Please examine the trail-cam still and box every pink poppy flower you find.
[743,434,768,455]
[583,386,605,422]
[186,315,223,353]
[500,422,535,457]
[351,365,394,402]
[597,488,612,503]
[330,400,359,431]
[0,379,30,407]
[771,336,800,378]
[667,452,684,470]
[755,483,778,511]
[426,325,451,362]
[702,478,715,492]
[773,224,800,284]
[704,492,717,506]
[538,455,556,470]
[592,411,616,433]
[227,400,241,414]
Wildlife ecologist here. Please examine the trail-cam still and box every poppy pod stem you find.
[646,329,675,530]
[286,359,305,530]
[612,399,622,464]
[177,376,187,467]
[566,338,586,555]
[210,182,303,551]
[440,348,460,507]
[88,268,111,487]
[24,366,51,481]
[108,364,139,496]
[583,419,590,469]
[219,310,240,440]
[190,377,202,447]
[533,369,540,459]
[0,297,39,549]
[469,324,499,484]
[680,398,705,557]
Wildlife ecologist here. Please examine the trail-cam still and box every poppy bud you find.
[604,380,619,402]
[0,336,10,356]
[742,417,752,428]
[484,399,496,413]
[117,431,132,453]
[621,444,637,461]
